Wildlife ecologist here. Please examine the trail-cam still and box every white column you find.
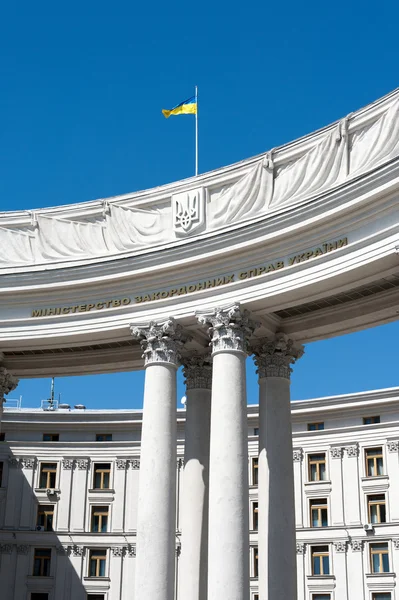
[125,459,140,531]
[130,318,184,600]
[342,445,361,525]
[329,447,345,526]
[293,449,304,528]
[333,542,348,600]
[295,543,306,600]
[70,459,90,532]
[197,303,257,600]
[347,541,365,600]
[386,441,399,521]
[57,459,74,531]
[113,460,128,532]
[54,546,69,600]
[19,458,36,529]
[122,545,137,600]
[110,547,124,600]
[253,334,304,600]
[178,353,212,600]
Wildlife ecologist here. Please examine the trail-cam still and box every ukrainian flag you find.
[162,96,197,118]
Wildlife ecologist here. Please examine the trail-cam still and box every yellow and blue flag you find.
[162,96,197,119]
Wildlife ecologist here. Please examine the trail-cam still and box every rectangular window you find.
[95,434,112,442]
[33,548,51,576]
[89,549,107,577]
[363,416,380,425]
[37,505,54,531]
[252,502,258,531]
[308,422,324,431]
[42,433,59,442]
[31,594,49,600]
[0,461,3,486]
[310,499,328,527]
[39,463,57,489]
[311,545,330,575]
[368,494,386,524]
[312,596,331,600]
[87,596,105,600]
[251,457,258,486]
[365,448,384,477]
[0,433,5,441]
[252,546,258,578]
[91,506,109,533]
[253,595,259,600]
[370,543,390,573]
[308,453,327,481]
[372,594,391,600]
[253,428,259,436]
[93,463,111,490]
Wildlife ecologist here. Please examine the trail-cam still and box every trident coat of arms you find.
[172,188,205,235]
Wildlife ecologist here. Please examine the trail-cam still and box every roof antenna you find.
[48,377,55,409]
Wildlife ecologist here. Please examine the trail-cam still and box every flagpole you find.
[195,85,198,176]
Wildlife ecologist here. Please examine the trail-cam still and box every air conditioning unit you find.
[364,523,374,532]
[36,525,45,532]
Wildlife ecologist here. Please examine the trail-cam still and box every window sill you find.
[88,489,115,494]
[83,577,110,581]
[26,575,55,590]
[361,476,389,493]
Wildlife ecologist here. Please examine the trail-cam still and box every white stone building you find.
[1,387,399,600]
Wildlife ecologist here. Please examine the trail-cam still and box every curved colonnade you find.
[1,89,399,600]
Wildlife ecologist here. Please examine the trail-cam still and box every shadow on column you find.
[0,444,92,600]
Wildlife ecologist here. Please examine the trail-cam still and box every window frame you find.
[88,548,108,578]
[251,501,258,531]
[310,498,328,528]
[37,504,55,531]
[307,422,324,431]
[42,433,59,442]
[308,453,327,482]
[370,542,390,573]
[371,593,392,600]
[363,416,380,425]
[90,505,109,533]
[32,548,52,577]
[31,594,50,600]
[95,433,112,442]
[38,463,58,489]
[93,463,111,490]
[365,447,384,477]
[251,457,258,486]
[367,494,386,524]
[311,545,330,576]
[251,546,258,578]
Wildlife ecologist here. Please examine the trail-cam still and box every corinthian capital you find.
[196,303,258,355]
[182,352,212,390]
[0,366,19,402]
[253,333,304,380]
[130,317,185,367]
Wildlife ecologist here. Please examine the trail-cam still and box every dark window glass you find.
[363,416,380,425]
[93,464,111,489]
[31,594,49,600]
[87,595,105,600]
[37,505,54,531]
[96,434,112,442]
[308,423,324,431]
[33,549,51,576]
[0,461,3,486]
[42,434,59,442]
[0,433,5,441]
[39,463,57,489]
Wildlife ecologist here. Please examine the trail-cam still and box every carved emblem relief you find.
[172,188,205,235]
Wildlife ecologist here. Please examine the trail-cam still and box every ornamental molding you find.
[392,539,399,550]
[62,459,74,470]
[0,544,12,554]
[21,457,37,469]
[130,318,187,366]
[68,545,85,557]
[76,459,90,470]
[252,333,304,380]
[387,440,399,453]
[111,546,125,557]
[116,459,127,470]
[56,545,69,556]
[177,458,184,470]
[8,458,21,469]
[293,448,303,462]
[126,544,136,557]
[296,543,306,554]
[350,540,363,551]
[0,367,19,402]
[129,459,140,470]
[345,444,359,458]
[330,446,344,459]
[182,352,212,390]
[16,544,29,555]
[197,303,258,355]
[334,541,347,553]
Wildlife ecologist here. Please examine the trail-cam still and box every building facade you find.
[0,387,399,600]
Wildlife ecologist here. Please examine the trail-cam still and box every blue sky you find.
[1,0,399,409]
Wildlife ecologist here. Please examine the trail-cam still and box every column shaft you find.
[178,362,211,600]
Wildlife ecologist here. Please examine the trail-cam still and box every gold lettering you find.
[224,274,234,284]
[79,305,87,312]
[205,280,215,288]
[96,302,105,309]
[122,297,131,305]
[142,295,151,302]
[239,271,248,280]
[32,309,43,317]
[313,248,323,257]
[266,264,275,272]
[288,256,296,266]
[275,261,284,269]
[187,285,196,293]
[196,282,205,290]
[169,289,178,296]
[61,307,70,314]
[338,237,348,248]
[160,291,169,298]
[178,287,187,295]
[135,296,142,303]
[112,300,121,307]
[216,278,224,286]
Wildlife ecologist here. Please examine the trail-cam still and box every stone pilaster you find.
[252,333,304,600]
